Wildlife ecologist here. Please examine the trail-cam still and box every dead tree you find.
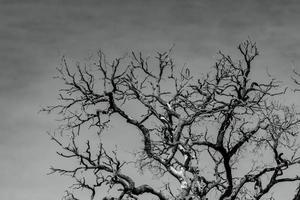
[43,40,300,200]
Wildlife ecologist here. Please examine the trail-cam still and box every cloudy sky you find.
[1,0,300,199]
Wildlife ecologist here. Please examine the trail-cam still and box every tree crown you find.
[43,40,300,200]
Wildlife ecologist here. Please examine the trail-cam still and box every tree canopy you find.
[43,40,300,200]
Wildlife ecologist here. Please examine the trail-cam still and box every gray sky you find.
[1,0,300,199]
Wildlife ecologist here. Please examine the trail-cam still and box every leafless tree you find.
[43,40,300,200]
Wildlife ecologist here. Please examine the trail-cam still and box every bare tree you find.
[43,40,300,200]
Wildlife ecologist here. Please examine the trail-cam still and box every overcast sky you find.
[1,0,300,199]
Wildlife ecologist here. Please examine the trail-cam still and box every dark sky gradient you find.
[1,0,300,199]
